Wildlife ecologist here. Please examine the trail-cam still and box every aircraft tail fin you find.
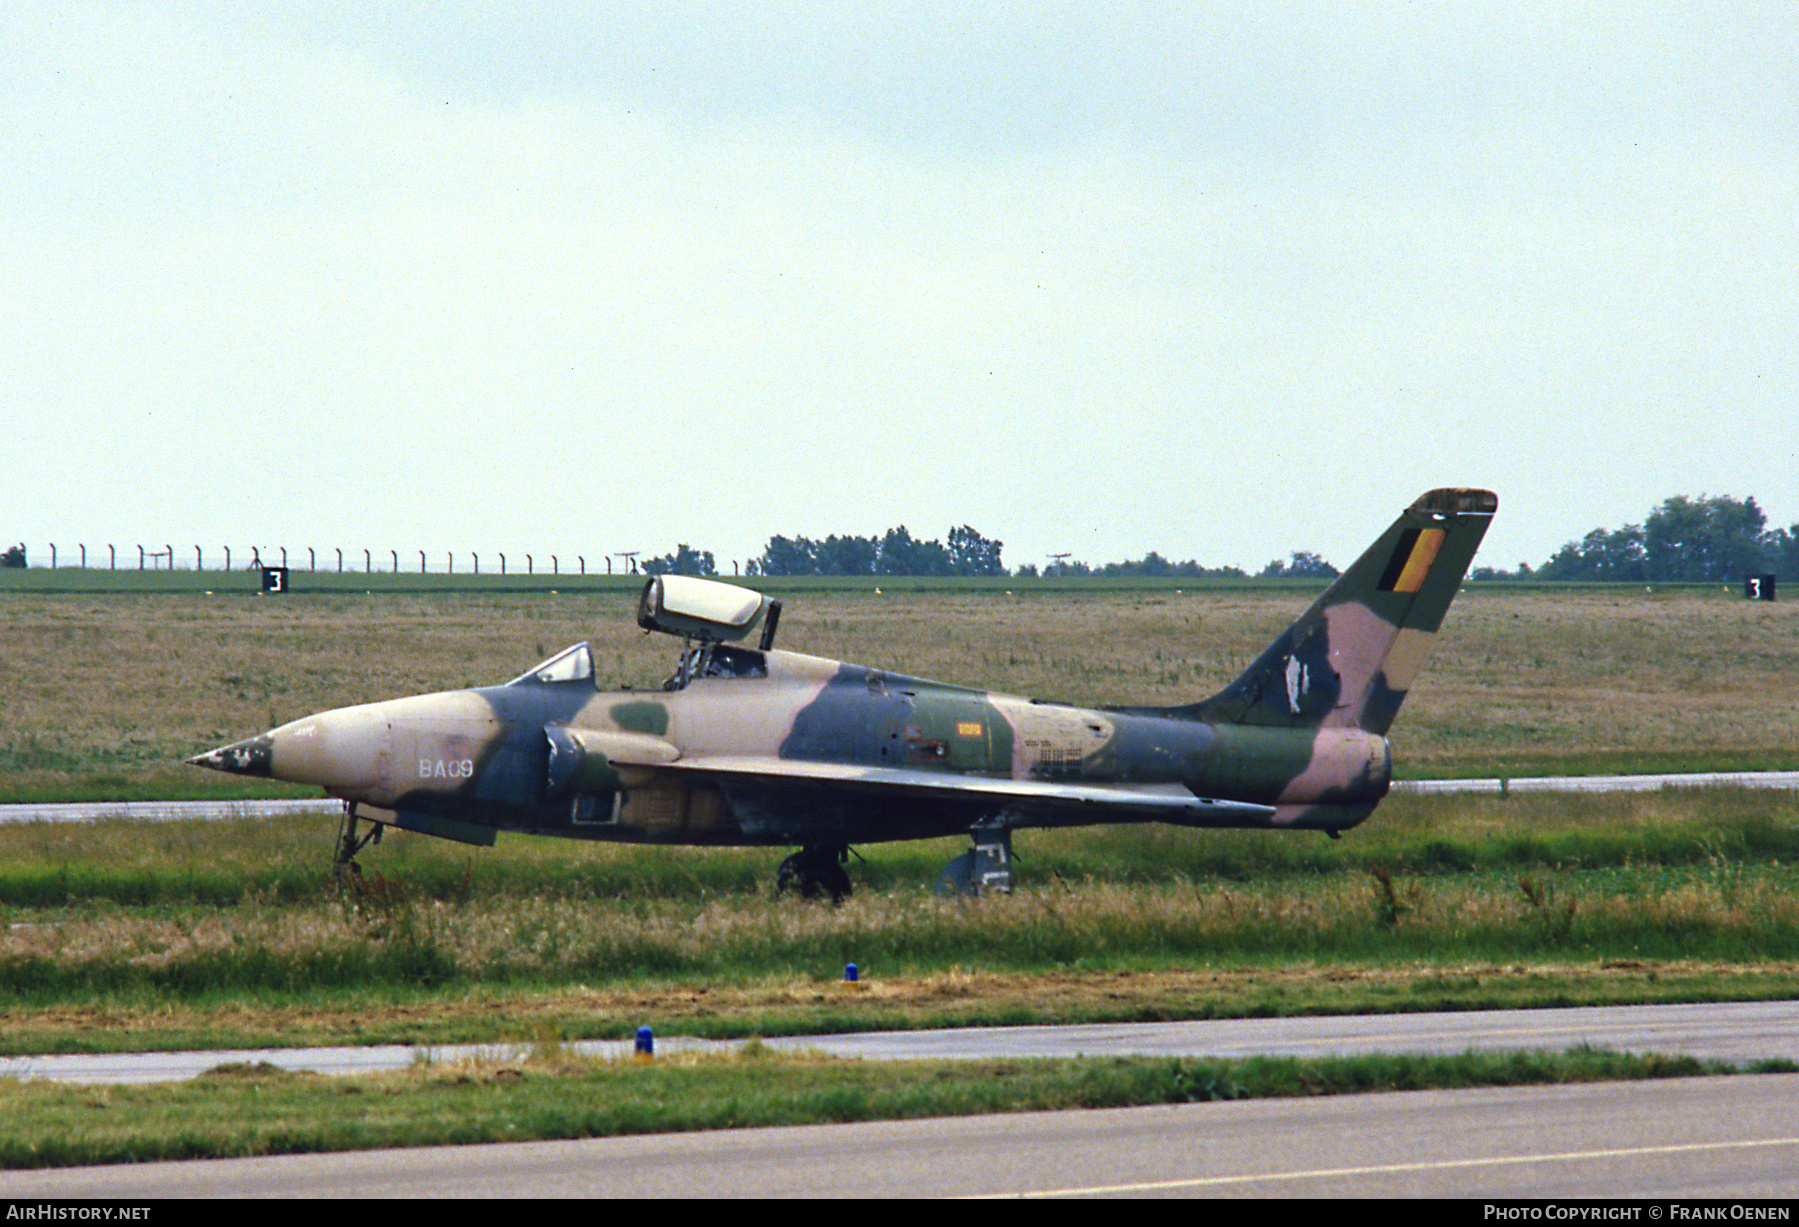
[1173,488,1496,734]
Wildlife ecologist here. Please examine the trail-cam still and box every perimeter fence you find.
[1,544,672,576]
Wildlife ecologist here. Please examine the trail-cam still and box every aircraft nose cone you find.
[187,734,275,776]
[189,706,394,798]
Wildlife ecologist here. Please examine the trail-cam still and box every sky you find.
[5,3,1795,576]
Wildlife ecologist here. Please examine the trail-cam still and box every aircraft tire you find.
[775,847,852,904]
[933,850,977,898]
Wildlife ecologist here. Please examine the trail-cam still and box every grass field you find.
[3,575,1796,802]
[0,787,1795,1053]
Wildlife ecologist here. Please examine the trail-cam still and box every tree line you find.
[1473,494,1799,583]
[639,527,1337,579]
[643,526,1008,578]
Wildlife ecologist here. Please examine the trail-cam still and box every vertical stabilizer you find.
[1185,489,1496,734]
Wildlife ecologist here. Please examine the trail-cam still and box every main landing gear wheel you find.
[775,844,853,903]
[934,825,1015,897]
[934,851,976,897]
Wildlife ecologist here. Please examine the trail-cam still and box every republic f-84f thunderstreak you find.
[190,489,1495,899]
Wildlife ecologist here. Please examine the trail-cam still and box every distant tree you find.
[1530,494,1791,582]
[753,525,998,576]
[757,535,816,576]
[875,527,950,576]
[1643,494,1767,582]
[640,544,715,577]
[0,543,23,569]
[1099,551,1166,578]
[946,525,1005,576]
[1259,551,1339,579]
[1537,526,1647,581]
[1763,524,1799,582]
[813,534,878,576]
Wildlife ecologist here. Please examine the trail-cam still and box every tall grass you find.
[3,862,1795,1001]
[0,788,1791,908]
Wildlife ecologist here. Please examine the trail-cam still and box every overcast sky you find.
[6,3,1794,575]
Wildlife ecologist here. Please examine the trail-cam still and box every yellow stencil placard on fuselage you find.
[956,721,984,737]
[1392,528,1445,593]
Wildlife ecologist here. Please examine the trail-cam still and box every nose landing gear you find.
[332,803,383,878]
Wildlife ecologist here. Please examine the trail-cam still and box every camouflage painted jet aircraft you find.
[190,489,1495,898]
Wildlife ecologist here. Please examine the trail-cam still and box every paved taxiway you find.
[1,1001,1795,1196]
[2,1074,1794,1197]
[4,1000,1795,1084]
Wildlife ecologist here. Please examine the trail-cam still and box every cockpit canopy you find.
[508,642,595,686]
[637,575,768,643]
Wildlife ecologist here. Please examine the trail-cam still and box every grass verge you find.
[3,961,1797,1057]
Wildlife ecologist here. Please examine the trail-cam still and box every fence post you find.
[364,549,371,574]
[281,547,288,568]
[336,549,342,573]
[499,553,506,575]
[165,545,172,572]
[578,555,584,574]
[109,545,115,570]
[391,549,397,573]
[420,550,426,574]
[447,551,453,574]
[80,545,86,569]
[308,547,315,571]
[195,545,202,571]
[552,555,558,574]
[138,545,145,570]
[473,553,478,574]
[526,554,533,575]
[224,546,231,571]
[50,544,56,569]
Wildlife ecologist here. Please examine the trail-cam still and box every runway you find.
[4,999,1795,1085]
[2,1074,1794,1197]
[1,1000,1796,1196]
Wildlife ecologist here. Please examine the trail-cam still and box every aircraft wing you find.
[669,755,1277,825]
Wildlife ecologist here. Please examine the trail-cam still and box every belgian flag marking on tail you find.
[1378,527,1446,593]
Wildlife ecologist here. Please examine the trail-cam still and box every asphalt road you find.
[2,1074,1794,1198]
[4,1000,1795,1084]
[1,1002,1796,1197]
